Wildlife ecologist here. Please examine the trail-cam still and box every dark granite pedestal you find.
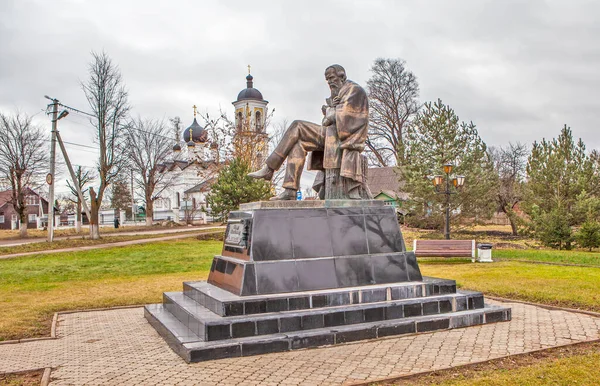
[145,200,510,362]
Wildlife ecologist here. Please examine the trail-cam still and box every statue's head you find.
[325,64,346,95]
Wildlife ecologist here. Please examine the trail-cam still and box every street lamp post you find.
[432,163,465,240]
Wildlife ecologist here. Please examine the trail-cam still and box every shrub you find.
[575,220,600,251]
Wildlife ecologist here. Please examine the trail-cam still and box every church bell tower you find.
[232,66,269,168]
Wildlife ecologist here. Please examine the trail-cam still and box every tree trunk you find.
[19,215,27,238]
[503,206,519,236]
[507,212,518,236]
[145,200,153,226]
[76,200,82,233]
[89,188,101,240]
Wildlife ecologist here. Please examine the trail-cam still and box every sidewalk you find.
[0,226,218,247]
[0,228,225,260]
[1,300,598,385]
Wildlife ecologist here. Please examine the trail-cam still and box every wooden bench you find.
[413,239,475,258]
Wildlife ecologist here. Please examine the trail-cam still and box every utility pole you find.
[131,169,135,222]
[445,170,451,240]
[47,97,58,242]
[55,131,91,222]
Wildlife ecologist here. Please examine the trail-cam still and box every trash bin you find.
[477,243,493,263]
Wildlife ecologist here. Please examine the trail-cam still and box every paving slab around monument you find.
[1,300,599,385]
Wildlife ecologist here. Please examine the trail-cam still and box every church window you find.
[237,112,243,130]
[255,111,262,132]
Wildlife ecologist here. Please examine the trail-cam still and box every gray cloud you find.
[1,0,600,194]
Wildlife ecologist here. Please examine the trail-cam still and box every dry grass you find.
[0,369,43,386]
[0,228,222,256]
[386,341,600,386]
[1,272,209,340]
[401,226,539,250]
[0,223,210,241]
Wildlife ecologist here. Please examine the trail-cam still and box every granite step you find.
[163,290,485,342]
[183,277,458,317]
[145,302,511,363]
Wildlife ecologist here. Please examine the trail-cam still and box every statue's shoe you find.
[269,188,297,201]
[248,165,274,181]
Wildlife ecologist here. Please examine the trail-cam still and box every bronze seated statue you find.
[248,64,373,200]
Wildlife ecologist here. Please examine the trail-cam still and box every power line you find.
[58,103,95,118]
[62,140,97,150]
[56,103,176,141]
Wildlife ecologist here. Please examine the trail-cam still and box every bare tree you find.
[126,118,176,226]
[82,51,130,239]
[490,142,529,235]
[205,107,274,169]
[66,166,94,233]
[0,111,48,237]
[366,58,420,166]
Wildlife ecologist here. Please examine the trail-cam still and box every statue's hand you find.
[322,117,333,126]
[332,96,341,106]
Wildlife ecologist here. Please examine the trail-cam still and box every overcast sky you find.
[1,0,599,195]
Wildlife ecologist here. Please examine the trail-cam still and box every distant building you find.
[155,119,220,223]
[367,167,409,213]
[0,188,56,230]
[232,68,269,169]
[155,69,270,223]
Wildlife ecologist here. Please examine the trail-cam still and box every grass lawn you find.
[2,228,599,385]
[494,248,600,267]
[0,238,221,341]
[419,259,600,312]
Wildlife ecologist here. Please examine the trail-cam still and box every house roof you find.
[0,188,52,211]
[0,190,12,209]
[184,178,216,194]
[367,167,409,200]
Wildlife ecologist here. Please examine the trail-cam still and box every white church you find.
[153,70,269,223]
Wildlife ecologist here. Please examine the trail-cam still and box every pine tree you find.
[523,125,600,249]
[206,158,272,221]
[400,99,496,230]
[575,220,600,251]
[110,178,133,217]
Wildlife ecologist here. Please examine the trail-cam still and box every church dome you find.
[183,118,208,143]
[236,73,266,102]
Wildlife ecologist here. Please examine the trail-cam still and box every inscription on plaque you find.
[225,221,246,248]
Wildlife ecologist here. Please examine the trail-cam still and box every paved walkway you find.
[0,226,220,247]
[1,300,599,385]
[0,228,225,260]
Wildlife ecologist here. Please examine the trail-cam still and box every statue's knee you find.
[285,120,301,136]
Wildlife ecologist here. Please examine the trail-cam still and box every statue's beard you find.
[329,84,340,98]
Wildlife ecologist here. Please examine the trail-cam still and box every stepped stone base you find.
[145,279,511,363]
[146,201,510,362]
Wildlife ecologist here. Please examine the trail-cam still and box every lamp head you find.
[455,175,466,188]
[432,175,444,187]
[443,162,453,175]
[57,110,69,120]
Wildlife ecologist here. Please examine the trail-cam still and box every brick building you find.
[0,188,54,230]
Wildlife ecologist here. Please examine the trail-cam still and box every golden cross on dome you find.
[193,105,197,117]
[248,65,251,74]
